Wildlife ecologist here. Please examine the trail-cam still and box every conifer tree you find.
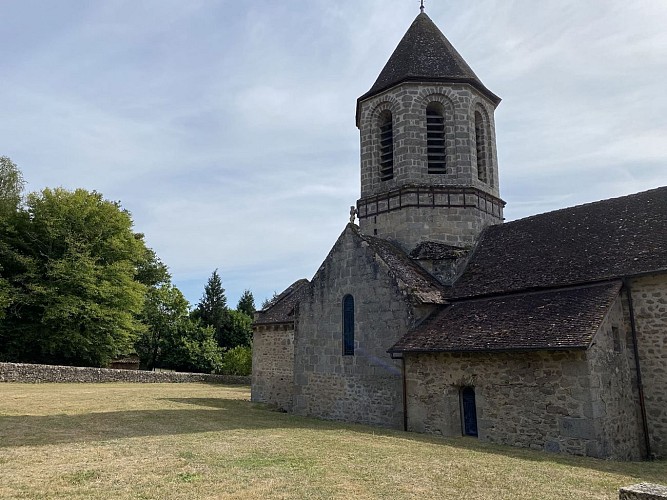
[195,269,228,347]
[236,289,255,317]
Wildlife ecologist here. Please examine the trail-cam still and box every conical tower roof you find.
[357,12,500,123]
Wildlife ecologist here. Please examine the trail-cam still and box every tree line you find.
[0,156,254,375]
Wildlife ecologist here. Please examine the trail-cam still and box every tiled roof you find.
[356,227,447,304]
[390,282,621,353]
[410,241,467,260]
[358,13,500,109]
[451,187,667,298]
[254,279,309,325]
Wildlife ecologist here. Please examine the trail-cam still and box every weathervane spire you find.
[420,0,425,13]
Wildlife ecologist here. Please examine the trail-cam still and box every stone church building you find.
[252,11,667,460]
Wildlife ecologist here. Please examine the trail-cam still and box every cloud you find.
[1,0,666,306]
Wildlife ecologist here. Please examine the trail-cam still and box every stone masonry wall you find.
[585,295,643,460]
[405,344,641,459]
[0,362,250,385]
[358,83,500,199]
[356,83,502,252]
[292,226,417,429]
[360,205,501,251]
[251,325,295,411]
[628,274,667,457]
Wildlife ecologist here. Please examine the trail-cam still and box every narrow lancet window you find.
[461,387,478,437]
[474,111,488,183]
[426,103,446,174]
[342,295,355,356]
[379,111,394,181]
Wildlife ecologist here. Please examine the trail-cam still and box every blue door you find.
[461,387,478,437]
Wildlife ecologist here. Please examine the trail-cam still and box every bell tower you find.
[355,10,504,252]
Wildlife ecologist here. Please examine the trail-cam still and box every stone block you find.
[559,417,596,440]
[619,483,667,500]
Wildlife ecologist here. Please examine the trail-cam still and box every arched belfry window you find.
[474,111,488,184]
[378,111,394,181]
[426,102,446,174]
[342,295,354,356]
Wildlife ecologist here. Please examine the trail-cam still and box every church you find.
[251,9,667,460]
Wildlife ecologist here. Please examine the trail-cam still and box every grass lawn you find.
[0,383,665,499]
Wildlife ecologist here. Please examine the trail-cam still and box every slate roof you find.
[357,12,500,115]
[254,279,309,325]
[451,187,667,299]
[390,282,622,353]
[355,227,447,304]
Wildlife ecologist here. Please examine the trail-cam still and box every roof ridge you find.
[504,185,667,227]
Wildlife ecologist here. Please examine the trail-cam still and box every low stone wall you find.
[619,483,667,500]
[0,362,250,385]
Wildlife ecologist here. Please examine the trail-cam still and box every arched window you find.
[474,111,488,183]
[342,295,354,356]
[378,111,394,181]
[426,102,446,174]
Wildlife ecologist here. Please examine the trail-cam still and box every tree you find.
[0,187,150,366]
[136,283,188,370]
[136,283,222,373]
[0,156,24,215]
[223,309,253,348]
[194,269,228,346]
[236,289,255,317]
[0,156,25,319]
[260,291,280,310]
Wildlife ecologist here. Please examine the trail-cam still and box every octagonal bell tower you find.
[355,11,505,253]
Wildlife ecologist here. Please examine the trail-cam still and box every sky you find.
[1,0,666,308]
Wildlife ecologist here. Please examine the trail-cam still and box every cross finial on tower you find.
[420,0,425,13]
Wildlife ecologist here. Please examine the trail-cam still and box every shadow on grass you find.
[2,396,665,484]
[164,397,667,483]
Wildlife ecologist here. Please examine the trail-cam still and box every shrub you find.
[219,346,251,376]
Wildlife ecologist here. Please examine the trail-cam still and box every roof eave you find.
[388,345,589,355]
[356,77,501,127]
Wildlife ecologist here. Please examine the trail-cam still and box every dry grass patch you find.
[0,383,664,499]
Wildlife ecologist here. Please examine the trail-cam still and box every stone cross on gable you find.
[420,0,425,13]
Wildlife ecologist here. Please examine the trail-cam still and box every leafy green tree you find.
[136,283,188,370]
[161,320,222,374]
[135,246,170,289]
[0,156,24,215]
[236,289,256,317]
[137,283,222,373]
[220,345,252,376]
[0,156,25,319]
[0,187,149,366]
[223,309,253,348]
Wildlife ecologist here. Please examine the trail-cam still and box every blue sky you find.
[2,0,666,308]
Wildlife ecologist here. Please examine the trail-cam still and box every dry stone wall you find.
[0,362,249,385]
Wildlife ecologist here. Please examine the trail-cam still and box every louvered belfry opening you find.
[378,111,394,181]
[426,103,446,174]
[474,110,488,183]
